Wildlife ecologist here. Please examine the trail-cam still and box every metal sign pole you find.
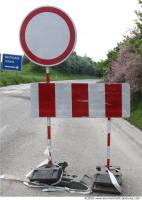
[46,67,50,83]
[20,8,76,166]
[46,67,52,165]
[106,117,111,169]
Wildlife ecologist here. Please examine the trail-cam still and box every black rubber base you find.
[29,161,93,191]
[93,166,122,194]
[29,164,62,184]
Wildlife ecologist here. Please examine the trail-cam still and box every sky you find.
[0,0,140,61]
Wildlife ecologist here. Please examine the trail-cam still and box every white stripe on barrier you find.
[31,83,39,117]
[55,83,72,117]
[122,83,130,117]
[88,83,105,117]
[107,117,111,133]
[107,146,110,159]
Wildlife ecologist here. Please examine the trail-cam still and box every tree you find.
[124,0,142,57]
[105,44,142,93]
[95,47,119,77]
[105,0,142,94]
[22,55,29,65]
[53,52,98,76]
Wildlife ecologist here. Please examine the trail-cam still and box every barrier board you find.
[31,83,130,118]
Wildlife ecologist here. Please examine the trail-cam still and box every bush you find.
[105,44,142,94]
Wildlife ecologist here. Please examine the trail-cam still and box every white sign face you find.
[20,7,77,66]
[26,13,70,60]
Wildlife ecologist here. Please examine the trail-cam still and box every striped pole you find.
[46,67,50,83]
[106,117,111,169]
[47,117,52,165]
[46,67,52,165]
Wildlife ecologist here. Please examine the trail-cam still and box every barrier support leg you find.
[93,118,122,194]
[46,67,53,165]
[106,117,111,169]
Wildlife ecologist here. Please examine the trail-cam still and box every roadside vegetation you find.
[97,0,142,129]
[0,65,44,86]
[0,54,99,87]
[0,47,103,87]
[128,92,142,130]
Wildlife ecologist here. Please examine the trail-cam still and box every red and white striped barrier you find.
[31,83,130,118]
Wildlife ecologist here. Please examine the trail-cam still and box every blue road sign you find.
[2,54,23,71]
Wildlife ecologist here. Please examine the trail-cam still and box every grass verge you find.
[0,64,97,86]
[128,92,142,130]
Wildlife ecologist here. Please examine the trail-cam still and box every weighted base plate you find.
[93,166,122,194]
[93,184,121,194]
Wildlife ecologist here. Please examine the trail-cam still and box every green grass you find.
[128,92,142,130]
[0,64,97,87]
[50,69,98,81]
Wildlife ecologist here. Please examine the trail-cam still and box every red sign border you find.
[20,7,76,66]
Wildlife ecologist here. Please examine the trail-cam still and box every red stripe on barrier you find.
[107,133,110,146]
[48,126,51,139]
[39,83,56,117]
[72,83,89,117]
[46,73,50,83]
[107,159,110,169]
[105,84,122,117]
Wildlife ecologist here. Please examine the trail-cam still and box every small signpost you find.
[1,54,23,71]
[20,6,77,165]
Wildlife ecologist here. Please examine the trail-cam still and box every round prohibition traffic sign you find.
[20,7,77,66]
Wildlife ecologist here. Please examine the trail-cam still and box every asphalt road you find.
[0,82,142,197]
